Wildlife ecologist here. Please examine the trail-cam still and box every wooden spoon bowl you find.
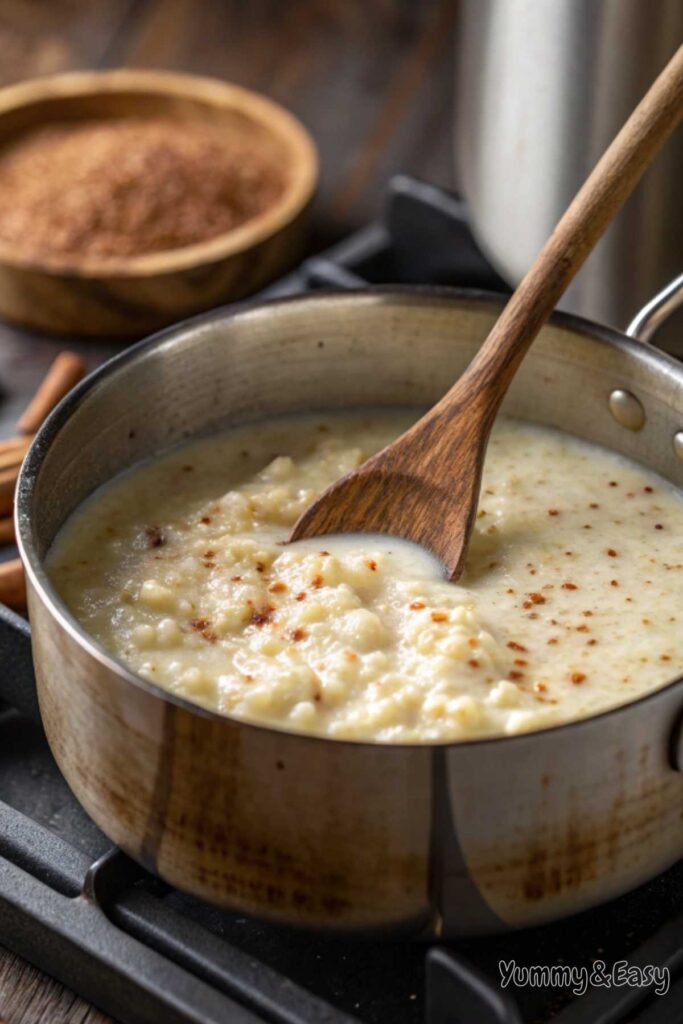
[0,70,318,337]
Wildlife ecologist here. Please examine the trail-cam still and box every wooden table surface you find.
[0,0,457,1020]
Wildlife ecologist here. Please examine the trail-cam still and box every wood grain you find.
[330,0,459,219]
[119,0,456,242]
[0,946,113,1024]
[291,44,683,579]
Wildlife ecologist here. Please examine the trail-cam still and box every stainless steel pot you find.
[455,0,683,336]
[12,283,683,937]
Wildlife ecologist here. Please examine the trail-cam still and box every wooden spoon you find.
[291,44,683,580]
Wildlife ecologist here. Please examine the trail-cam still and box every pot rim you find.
[16,285,683,750]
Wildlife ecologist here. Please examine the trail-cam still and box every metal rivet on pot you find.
[608,389,645,431]
[674,432,683,461]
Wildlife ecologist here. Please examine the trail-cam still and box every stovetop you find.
[1,177,682,1024]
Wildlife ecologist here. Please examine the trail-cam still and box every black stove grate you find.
[1,177,682,1024]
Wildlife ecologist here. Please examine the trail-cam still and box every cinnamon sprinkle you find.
[189,617,217,643]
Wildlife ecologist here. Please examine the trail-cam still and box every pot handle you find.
[0,602,40,724]
[626,272,683,343]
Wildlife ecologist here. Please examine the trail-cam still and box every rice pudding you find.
[48,412,683,742]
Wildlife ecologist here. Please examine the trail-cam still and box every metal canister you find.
[455,0,683,345]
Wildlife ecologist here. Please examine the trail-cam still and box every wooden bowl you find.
[0,70,318,337]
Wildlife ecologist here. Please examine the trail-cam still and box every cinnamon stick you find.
[0,517,14,544]
[18,352,86,434]
[0,558,25,610]
[0,434,33,455]
[0,435,32,472]
[0,463,19,517]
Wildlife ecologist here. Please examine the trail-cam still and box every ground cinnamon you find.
[0,117,284,261]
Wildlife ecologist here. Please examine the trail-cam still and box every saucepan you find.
[5,278,683,938]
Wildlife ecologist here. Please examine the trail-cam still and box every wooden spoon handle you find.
[444,42,683,417]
